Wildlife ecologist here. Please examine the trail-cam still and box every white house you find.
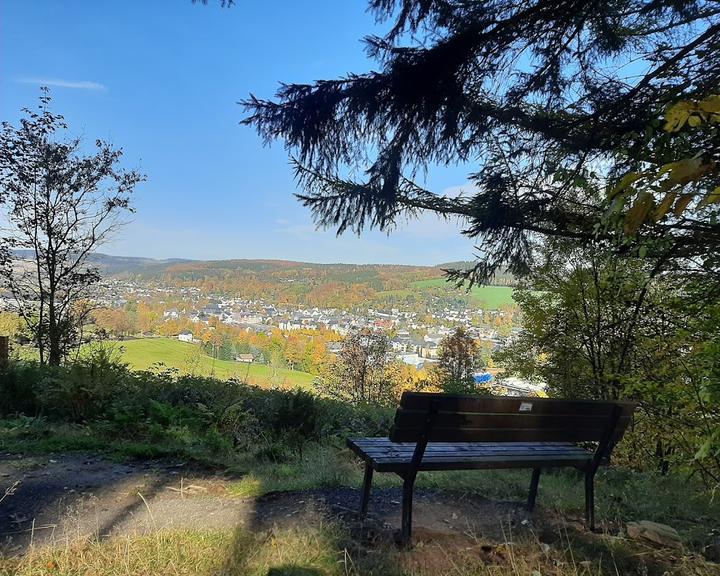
[399,353,424,369]
[163,308,180,321]
[177,330,193,343]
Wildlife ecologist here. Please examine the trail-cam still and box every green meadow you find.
[410,279,516,309]
[115,337,314,389]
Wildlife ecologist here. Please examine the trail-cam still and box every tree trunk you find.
[47,297,62,366]
[48,337,62,366]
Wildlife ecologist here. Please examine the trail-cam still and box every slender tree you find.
[434,327,480,393]
[317,328,395,405]
[0,90,144,365]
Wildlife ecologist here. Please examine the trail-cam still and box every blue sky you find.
[1,0,475,265]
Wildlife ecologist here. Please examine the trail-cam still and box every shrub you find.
[0,361,45,416]
[43,345,131,420]
[0,356,393,461]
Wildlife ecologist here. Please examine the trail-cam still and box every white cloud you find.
[395,212,468,240]
[15,77,107,91]
[441,182,480,198]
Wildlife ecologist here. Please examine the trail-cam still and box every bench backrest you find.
[389,392,635,450]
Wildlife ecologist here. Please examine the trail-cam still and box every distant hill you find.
[434,260,476,270]
[12,250,194,276]
[434,261,516,287]
[119,259,443,307]
[10,252,517,309]
[119,258,517,309]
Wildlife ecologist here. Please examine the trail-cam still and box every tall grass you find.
[2,522,717,576]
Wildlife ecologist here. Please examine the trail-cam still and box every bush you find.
[0,361,45,416]
[44,345,131,420]
[0,355,392,461]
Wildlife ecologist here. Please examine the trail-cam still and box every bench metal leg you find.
[360,463,373,518]
[400,474,416,548]
[584,468,595,531]
[527,468,541,511]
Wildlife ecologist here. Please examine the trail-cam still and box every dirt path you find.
[0,452,547,555]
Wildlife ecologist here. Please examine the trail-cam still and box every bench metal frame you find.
[347,392,635,547]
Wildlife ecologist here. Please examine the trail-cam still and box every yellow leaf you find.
[663,158,713,186]
[699,186,720,207]
[624,192,654,235]
[664,101,694,132]
[687,115,702,127]
[673,194,693,217]
[698,95,720,114]
[653,191,677,221]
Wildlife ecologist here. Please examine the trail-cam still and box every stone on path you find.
[626,520,682,550]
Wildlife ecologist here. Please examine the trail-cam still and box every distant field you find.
[410,279,516,309]
[115,338,314,389]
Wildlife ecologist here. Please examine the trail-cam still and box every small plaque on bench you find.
[519,402,533,412]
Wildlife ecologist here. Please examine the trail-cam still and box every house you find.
[163,308,180,321]
[235,353,254,363]
[177,330,193,343]
[399,353,424,369]
[229,312,263,325]
[237,323,274,336]
[389,338,406,352]
[421,343,440,359]
[202,304,223,317]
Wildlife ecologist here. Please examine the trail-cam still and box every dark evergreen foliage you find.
[243,0,720,283]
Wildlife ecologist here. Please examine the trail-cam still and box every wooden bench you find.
[347,392,636,546]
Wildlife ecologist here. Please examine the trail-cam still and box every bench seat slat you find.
[351,439,580,447]
[353,443,588,454]
[371,459,590,473]
[356,445,586,452]
[348,437,592,472]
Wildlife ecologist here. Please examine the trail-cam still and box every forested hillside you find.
[107,256,516,309]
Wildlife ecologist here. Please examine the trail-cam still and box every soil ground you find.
[0,452,548,555]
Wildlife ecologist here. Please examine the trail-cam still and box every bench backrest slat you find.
[389,392,635,445]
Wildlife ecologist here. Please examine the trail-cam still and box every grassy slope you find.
[410,279,516,309]
[117,338,314,389]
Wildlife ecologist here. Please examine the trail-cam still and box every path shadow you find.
[214,484,537,575]
[0,452,180,552]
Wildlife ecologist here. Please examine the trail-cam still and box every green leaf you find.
[609,172,641,198]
